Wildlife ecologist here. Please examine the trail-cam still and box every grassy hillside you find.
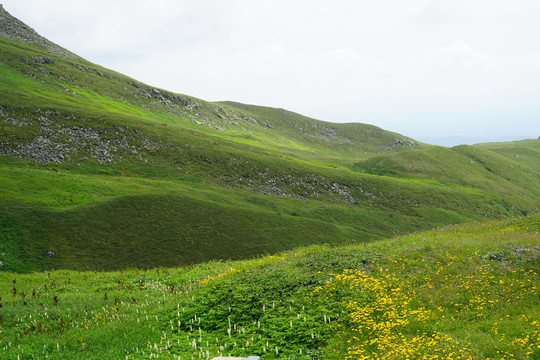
[217,101,422,164]
[0,6,539,273]
[356,144,540,211]
[1,215,538,359]
[3,156,520,273]
[477,139,540,174]
[0,32,419,165]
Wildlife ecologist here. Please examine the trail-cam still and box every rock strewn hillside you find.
[0,4,77,59]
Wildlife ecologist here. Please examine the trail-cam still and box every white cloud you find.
[416,0,528,24]
[419,41,494,69]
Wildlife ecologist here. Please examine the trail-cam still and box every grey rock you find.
[21,57,54,65]
[126,81,200,114]
[211,358,259,360]
[0,110,167,164]
[221,168,358,203]
[394,138,418,147]
[47,251,55,258]
[32,56,55,65]
[2,117,28,126]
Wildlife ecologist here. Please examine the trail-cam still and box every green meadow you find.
[1,8,540,359]
[1,216,538,359]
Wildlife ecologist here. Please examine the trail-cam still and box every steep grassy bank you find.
[1,155,530,273]
[1,216,538,359]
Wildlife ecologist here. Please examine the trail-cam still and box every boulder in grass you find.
[211,357,260,360]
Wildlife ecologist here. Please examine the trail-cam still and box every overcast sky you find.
[3,0,540,145]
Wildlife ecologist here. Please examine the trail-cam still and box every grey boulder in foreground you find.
[211,357,260,360]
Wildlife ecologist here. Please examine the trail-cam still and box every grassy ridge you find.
[478,140,540,175]
[357,144,540,210]
[217,101,423,164]
[1,153,530,273]
[1,216,538,359]
[0,35,419,163]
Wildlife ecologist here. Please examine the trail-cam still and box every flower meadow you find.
[0,216,538,359]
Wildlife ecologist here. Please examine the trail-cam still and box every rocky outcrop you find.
[292,122,345,142]
[394,138,418,147]
[0,108,168,164]
[219,167,358,203]
[126,81,201,113]
[0,4,77,59]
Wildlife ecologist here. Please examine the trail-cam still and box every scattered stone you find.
[394,138,418,147]
[47,251,55,258]
[0,110,167,164]
[2,117,29,126]
[20,57,54,66]
[36,56,54,64]
[220,168,358,203]
[126,81,200,113]
[211,357,260,360]
[293,122,343,142]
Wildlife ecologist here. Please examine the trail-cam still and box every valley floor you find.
[0,216,539,359]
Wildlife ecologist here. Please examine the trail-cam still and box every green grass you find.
[2,154,532,273]
[1,33,539,272]
[1,13,539,358]
[1,216,538,359]
[216,101,425,165]
[356,144,540,209]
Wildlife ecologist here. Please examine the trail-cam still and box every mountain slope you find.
[356,144,540,210]
[216,101,422,164]
[477,139,540,175]
[0,5,538,272]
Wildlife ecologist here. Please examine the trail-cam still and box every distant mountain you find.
[0,5,538,272]
[417,135,533,147]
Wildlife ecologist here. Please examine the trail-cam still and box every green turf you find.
[1,215,538,359]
